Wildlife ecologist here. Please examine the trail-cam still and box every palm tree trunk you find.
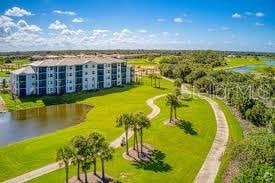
[93,159,97,175]
[65,163,69,183]
[174,107,177,119]
[125,129,129,155]
[135,130,139,157]
[150,77,152,86]
[154,79,156,87]
[158,78,160,88]
[133,130,136,150]
[140,129,143,154]
[101,159,105,181]
[84,170,88,183]
[170,104,173,123]
[77,161,80,180]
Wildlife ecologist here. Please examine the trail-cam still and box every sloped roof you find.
[28,56,125,67]
[10,66,35,75]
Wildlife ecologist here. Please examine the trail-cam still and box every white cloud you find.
[121,28,132,34]
[255,12,264,17]
[175,33,179,36]
[72,17,84,23]
[5,7,32,17]
[17,20,41,33]
[92,29,109,38]
[232,13,242,19]
[255,22,264,26]
[174,17,183,23]
[53,10,76,16]
[0,15,16,36]
[139,29,147,33]
[162,32,169,36]
[157,18,165,22]
[48,20,67,30]
[61,29,83,36]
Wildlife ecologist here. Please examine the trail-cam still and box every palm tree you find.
[173,97,181,119]
[130,114,139,155]
[81,160,92,183]
[166,94,177,123]
[98,142,114,181]
[56,146,74,183]
[116,113,133,155]
[173,87,181,98]
[135,112,150,154]
[148,73,153,86]
[156,75,162,88]
[88,132,105,175]
[71,135,86,181]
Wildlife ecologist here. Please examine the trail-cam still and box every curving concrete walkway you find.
[193,94,229,183]
[4,93,167,183]
[168,80,229,183]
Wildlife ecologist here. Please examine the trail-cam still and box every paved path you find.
[4,93,167,183]
[193,94,229,183]
[166,79,229,183]
[0,96,7,112]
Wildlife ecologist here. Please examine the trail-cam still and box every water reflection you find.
[0,103,91,146]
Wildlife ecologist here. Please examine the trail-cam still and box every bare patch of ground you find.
[123,143,154,162]
[163,118,180,126]
[69,172,113,183]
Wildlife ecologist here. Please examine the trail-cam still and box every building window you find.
[107,64,110,67]
[85,65,88,68]
[107,70,110,73]
[69,87,72,90]
[92,65,95,68]
[118,63,121,66]
[69,73,72,77]
[69,66,72,70]
[92,71,95,74]
[85,78,88,81]
[92,77,95,81]
[50,67,53,70]
[85,72,88,75]
[49,74,53,77]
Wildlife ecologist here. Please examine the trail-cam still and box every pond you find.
[0,103,91,146]
[230,60,275,73]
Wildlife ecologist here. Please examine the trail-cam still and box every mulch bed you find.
[122,143,154,162]
[164,118,180,126]
[69,172,113,183]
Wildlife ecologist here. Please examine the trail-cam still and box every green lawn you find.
[0,77,174,181]
[126,57,161,67]
[213,98,243,183]
[214,57,264,70]
[29,94,216,183]
[0,71,9,77]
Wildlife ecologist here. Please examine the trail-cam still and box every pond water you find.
[0,103,91,146]
[230,60,275,73]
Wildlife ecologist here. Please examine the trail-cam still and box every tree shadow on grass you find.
[132,150,172,172]
[176,120,198,135]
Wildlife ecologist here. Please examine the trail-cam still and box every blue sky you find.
[0,0,275,52]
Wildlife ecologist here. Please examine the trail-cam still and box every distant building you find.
[10,57,132,97]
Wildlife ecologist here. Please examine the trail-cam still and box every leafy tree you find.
[174,78,182,88]
[56,146,74,183]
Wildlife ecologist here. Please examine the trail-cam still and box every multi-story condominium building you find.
[10,57,132,97]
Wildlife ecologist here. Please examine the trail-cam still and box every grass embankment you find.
[215,57,264,70]
[0,77,173,181]
[127,57,161,67]
[0,71,9,77]
[212,98,243,183]
[30,94,216,183]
